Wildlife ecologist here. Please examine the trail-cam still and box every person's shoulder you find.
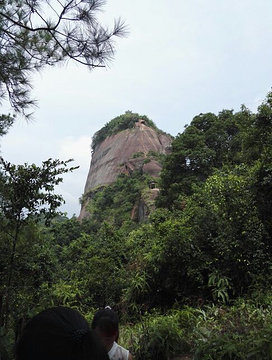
[110,342,131,360]
[118,343,132,360]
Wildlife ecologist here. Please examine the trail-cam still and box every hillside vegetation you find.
[1,92,272,359]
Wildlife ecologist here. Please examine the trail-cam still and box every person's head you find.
[16,306,109,360]
[91,308,119,352]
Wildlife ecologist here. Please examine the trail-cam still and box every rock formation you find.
[79,118,172,220]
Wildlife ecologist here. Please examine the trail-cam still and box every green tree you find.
[123,164,270,310]
[122,208,205,312]
[49,215,83,246]
[53,222,128,311]
[156,116,216,209]
[185,167,268,297]
[157,108,251,209]
[0,157,78,332]
[0,0,127,118]
[244,93,272,239]
[0,114,14,137]
[84,172,145,230]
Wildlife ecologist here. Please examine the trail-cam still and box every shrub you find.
[121,310,195,360]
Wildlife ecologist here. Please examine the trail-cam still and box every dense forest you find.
[1,91,272,359]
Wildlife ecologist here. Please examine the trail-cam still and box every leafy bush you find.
[193,296,272,359]
[132,152,145,158]
[121,310,194,360]
[84,172,156,229]
[122,297,272,360]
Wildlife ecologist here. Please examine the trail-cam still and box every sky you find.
[1,0,272,217]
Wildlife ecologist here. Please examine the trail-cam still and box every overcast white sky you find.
[1,0,272,217]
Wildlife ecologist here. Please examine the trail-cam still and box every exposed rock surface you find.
[79,121,172,220]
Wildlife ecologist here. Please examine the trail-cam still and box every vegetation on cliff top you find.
[91,111,170,150]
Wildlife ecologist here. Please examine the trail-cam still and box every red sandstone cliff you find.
[79,120,172,219]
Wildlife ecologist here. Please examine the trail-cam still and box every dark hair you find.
[91,308,119,338]
[16,306,109,360]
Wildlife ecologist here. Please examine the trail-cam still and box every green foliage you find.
[0,114,15,137]
[122,210,205,311]
[193,295,272,359]
[122,310,194,360]
[121,295,272,360]
[0,0,127,117]
[183,167,268,296]
[0,157,78,224]
[132,152,145,158]
[2,93,272,360]
[249,157,272,241]
[48,216,83,245]
[0,221,59,356]
[0,157,78,358]
[50,222,129,311]
[121,161,271,311]
[156,108,252,209]
[85,172,149,229]
[208,271,232,304]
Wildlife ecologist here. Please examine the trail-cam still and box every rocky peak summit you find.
[79,113,172,219]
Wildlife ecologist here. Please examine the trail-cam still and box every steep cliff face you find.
[79,120,172,219]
